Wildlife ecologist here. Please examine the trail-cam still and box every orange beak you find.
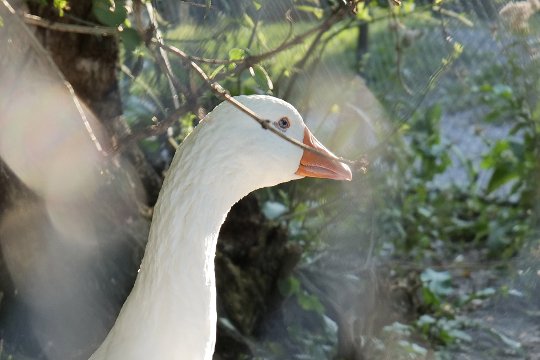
[295,127,352,181]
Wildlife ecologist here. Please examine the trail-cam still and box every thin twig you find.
[143,10,343,74]
[364,42,461,160]
[156,41,364,169]
[22,13,117,36]
[246,9,261,49]
[120,64,166,114]
[180,0,213,9]
[388,5,413,96]
[21,2,364,170]
[214,12,345,82]
[114,106,188,152]
[141,1,182,110]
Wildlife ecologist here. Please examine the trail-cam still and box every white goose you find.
[90,95,352,360]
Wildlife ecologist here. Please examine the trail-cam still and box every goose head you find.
[202,95,352,192]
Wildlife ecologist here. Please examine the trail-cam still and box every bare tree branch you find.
[114,106,189,153]
[22,13,116,36]
[155,41,366,171]
[19,1,369,172]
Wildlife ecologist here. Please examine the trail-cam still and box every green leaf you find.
[397,341,428,356]
[356,2,371,21]
[421,268,453,298]
[426,104,442,123]
[486,166,518,194]
[479,84,492,92]
[92,0,127,27]
[402,2,415,14]
[422,287,440,307]
[228,48,246,61]
[209,65,226,79]
[297,292,325,314]
[252,0,262,11]
[278,276,300,297]
[481,140,510,169]
[492,84,514,100]
[53,0,69,17]
[508,141,525,159]
[119,27,141,53]
[249,65,273,91]
[242,13,255,28]
[296,5,324,19]
[416,314,436,334]
[417,206,432,218]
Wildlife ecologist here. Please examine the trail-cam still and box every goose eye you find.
[276,117,290,130]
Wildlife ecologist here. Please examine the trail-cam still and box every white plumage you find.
[90,95,351,359]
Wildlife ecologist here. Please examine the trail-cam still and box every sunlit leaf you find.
[416,314,436,334]
[383,322,413,336]
[297,291,325,314]
[421,268,453,297]
[249,64,273,91]
[356,2,371,21]
[228,48,246,61]
[417,206,432,218]
[402,2,415,13]
[53,0,69,17]
[242,13,255,28]
[252,0,262,11]
[398,340,428,355]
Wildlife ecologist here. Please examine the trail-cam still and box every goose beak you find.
[295,127,352,181]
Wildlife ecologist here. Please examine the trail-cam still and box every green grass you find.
[163,19,360,86]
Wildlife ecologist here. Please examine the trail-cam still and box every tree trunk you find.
[27,0,162,201]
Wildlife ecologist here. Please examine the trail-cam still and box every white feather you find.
[90,95,306,360]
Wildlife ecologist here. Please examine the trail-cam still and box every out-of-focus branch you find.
[213,11,347,83]
[389,6,413,95]
[155,41,367,171]
[20,0,371,172]
[22,13,116,36]
[134,1,184,110]
[364,39,462,159]
[114,106,188,153]
[158,10,328,69]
